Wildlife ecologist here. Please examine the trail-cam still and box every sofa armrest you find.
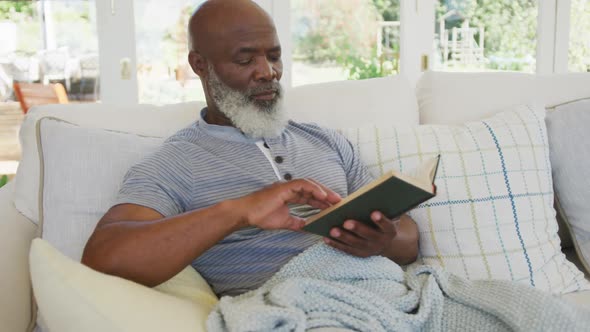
[0,181,38,332]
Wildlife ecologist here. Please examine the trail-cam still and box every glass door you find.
[433,0,538,73]
[290,0,401,87]
[0,0,99,178]
[569,0,590,72]
[134,0,206,104]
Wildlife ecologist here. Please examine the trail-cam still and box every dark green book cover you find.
[302,156,440,237]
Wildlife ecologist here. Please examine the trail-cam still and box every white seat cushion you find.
[286,75,419,128]
[416,72,590,125]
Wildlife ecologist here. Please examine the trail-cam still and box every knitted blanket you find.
[207,244,590,331]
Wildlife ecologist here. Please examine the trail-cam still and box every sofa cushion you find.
[34,117,219,331]
[286,75,419,128]
[340,105,590,294]
[37,117,166,260]
[0,181,37,332]
[416,72,590,125]
[546,99,590,275]
[14,101,204,224]
[29,238,217,332]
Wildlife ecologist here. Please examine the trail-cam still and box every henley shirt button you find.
[275,156,284,164]
[284,173,292,181]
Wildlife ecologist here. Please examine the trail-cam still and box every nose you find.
[254,58,276,82]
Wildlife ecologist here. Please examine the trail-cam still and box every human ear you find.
[188,51,207,78]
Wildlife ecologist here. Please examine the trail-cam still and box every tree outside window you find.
[569,0,590,72]
[434,0,537,72]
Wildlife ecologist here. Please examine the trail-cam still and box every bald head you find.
[187,0,284,128]
[188,0,275,55]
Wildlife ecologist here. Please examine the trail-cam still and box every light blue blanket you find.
[207,243,590,331]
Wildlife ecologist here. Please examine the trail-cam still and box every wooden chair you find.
[13,82,69,114]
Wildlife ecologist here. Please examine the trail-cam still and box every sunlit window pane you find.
[134,0,205,104]
[291,0,400,87]
[569,0,590,72]
[0,1,99,101]
[434,0,537,72]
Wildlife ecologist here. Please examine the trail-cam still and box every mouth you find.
[251,90,277,101]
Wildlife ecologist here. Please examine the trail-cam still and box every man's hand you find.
[231,179,342,231]
[323,211,398,257]
[324,212,419,264]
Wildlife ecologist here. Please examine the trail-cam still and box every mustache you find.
[247,82,283,97]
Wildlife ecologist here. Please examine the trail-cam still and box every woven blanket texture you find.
[207,243,590,332]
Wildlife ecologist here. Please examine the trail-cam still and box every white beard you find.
[206,64,288,139]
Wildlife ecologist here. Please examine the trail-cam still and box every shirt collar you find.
[197,108,260,143]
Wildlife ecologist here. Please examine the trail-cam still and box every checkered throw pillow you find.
[341,105,589,294]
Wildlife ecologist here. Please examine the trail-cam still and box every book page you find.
[392,155,440,193]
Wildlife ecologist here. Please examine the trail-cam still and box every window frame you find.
[95,0,578,104]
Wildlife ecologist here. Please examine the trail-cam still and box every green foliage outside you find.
[294,0,588,78]
[0,1,96,56]
[0,175,8,189]
[569,0,590,72]
[292,0,381,63]
[0,1,40,55]
[162,4,197,72]
[339,49,399,81]
[292,0,399,80]
[371,0,400,21]
[0,1,34,20]
[437,0,537,72]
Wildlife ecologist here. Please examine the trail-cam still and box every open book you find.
[302,155,441,237]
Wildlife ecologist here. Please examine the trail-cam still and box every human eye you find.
[268,52,281,62]
[235,58,253,66]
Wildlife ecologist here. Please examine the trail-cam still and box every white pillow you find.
[286,75,419,129]
[38,117,165,261]
[15,101,203,224]
[547,99,590,275]
[34,117,219,331]
[29,238,217,332]
[341,105,590,294]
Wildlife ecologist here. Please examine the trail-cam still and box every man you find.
[82,0,419,297]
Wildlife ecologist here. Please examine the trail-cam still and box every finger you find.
[341,219,383,241]
[301,178,342,204]
[371,211,398,234]
[290,195,332,210]
[281,179,327,205]
[323,237,370,258]
[329,227,368,248]
[306,199,332,210]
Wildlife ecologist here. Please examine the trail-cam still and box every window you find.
[290,0,400,87]
[0,0,98,177]
[0,1,99,101]
[569,0,590,72]
[134,0,205,104]
[434,0,538,73]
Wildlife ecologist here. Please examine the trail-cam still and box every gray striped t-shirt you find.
[115,109,373,296]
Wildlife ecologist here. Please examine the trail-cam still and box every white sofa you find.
[2,71,590,332]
